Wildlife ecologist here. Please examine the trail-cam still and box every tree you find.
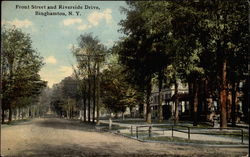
[119,2,165,123]
[72,33,106,123]
[73,68,88,122]
[195,0,249,127]
[100,63,142,118]
[1,26,46,123]
[36,87,51,117]
[61,76,78,118]
[117,1,248,127]
[50,83,66,117]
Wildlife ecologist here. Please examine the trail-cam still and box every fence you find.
[130,124,245,144]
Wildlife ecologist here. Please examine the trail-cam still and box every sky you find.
[2,1,127,87]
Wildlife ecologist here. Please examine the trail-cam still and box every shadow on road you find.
[5,143,203,157]
[35,118,99,132]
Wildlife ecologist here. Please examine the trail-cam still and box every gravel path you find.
[1,118,248,157]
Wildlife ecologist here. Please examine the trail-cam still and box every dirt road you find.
[1,118,248,157]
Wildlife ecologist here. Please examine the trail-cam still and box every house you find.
[144,80,246,123]
[143,83,189,120]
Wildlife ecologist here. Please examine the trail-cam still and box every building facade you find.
[147,83,189,120]
[144,81,245,123]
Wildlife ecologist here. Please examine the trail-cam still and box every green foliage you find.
[100,63,142,114]
[50,76,79,116]
[1,26,46,111]
[61,76,78,99]
[116,1,248,125]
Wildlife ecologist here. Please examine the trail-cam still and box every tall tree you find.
[72,33,106,123]
[100,63,142,117]
[119,2,168,123]
[196,0,248,127]
[1,26,46,123]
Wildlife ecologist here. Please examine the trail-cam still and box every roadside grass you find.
[118,124,248,144]
[113,119,147,125]
[122,131,163,137]
[100,118,249,141]
[120,130,247,145]
[116,120,248,139]
[204,131,249,139]
[1,118,31,128]
[136,127,248,139]
[142,136,244,145]
[113,119,214,128]
[121,129,248,139]
[96,123,128,131]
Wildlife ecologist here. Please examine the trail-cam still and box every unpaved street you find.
[1,118,248,157]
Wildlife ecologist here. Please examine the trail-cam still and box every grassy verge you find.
[206,131,249,139]
[122,132,163,137]
[96,123,128,131]
[101,119,248,139]
[143,136,244,145]
[113,120,147,125]
[120,129,248,144]
[1,118,31,128]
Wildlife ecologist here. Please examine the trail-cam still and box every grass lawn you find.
[143,136,244,145]
[122,131,163,137]
[96,123,127,131]
[1,118,31,128]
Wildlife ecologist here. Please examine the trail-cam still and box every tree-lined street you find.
[1,118,248,157]
[1,1,249,156]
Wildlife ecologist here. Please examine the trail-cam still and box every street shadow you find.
[35,118,101,132]
[4,143,187,157]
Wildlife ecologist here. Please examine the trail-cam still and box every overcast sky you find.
[2,1,127,87]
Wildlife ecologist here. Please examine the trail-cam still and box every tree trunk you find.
[220,59,227,128]
[109,113,112,130]
[203,79,208,114]
[226,83,232,122]
[18,107,21,119]
[96,61,100,125]
[2,108,5,124]
[188,82,194,118]
[92,71,96,123]
[14,108,17,120]
[193,79,199,126]
[88,77,91,122]
[67,107,69,119]
[122,112,125,120]
[8,106,12,123]
[71,106,73,119]
[8,63,13,123]
[21,108,24,119]
[29,107,31,118]
[87,56,91,122]
[158,69,163,123]
[130,106,133,118]
[174,81,179,124]
[146,83,152,124]
[231,81,237,127]
[68,106,71,119]
[83,92,87,122]
[0,45,2,124]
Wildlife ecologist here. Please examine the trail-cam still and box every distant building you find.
[145,83,189,120]
[144,80,245,123]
